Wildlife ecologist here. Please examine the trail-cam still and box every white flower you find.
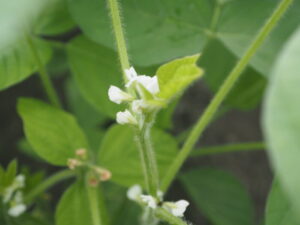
[163,200,189,217]
[14,175,25,188]
[108,85,133,104]
[8,204,26,217]
[116,110,137,125]
[125,67,160,95]
[127,184,142,201]
[141,195,157,209]
[125,67,138,80]
[3,187,14,203]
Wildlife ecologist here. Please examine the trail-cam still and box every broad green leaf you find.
[68,0,300,76]
[18,98,88,166]
[199,39,266,110]
[98,125,178,187]
[34,0,74,35]
[67,35,122,118]
[0,38,52,91]
[263,27,300,214]
[266,180,300,225]
[56,180,109,225]
[157,54,203,101]
[180,168,255,225]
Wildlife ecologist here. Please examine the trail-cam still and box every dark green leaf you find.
[199,39,266,110]
[34,0,74,35]
[18,98,89,166]
[98,125,178,187]
[180,168,255,225]
[67,36,123,118]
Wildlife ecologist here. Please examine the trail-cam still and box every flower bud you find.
[67,158,82,170]
[76,148,87,159]
[116,110,138,125]
[108,86,133,104]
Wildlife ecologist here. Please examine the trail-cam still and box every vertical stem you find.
[26,36,62,108]
[106,0,130,81]
[86,185,102,225]
[161,0,294,192]
[135,121,159,196]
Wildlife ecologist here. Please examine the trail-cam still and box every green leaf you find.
[102,182,141,225]
[199,39,266,110]
[266,180,300,225]
[180,168,255,225]
[98,125,178,187]
[56,180,108,225]
[34,0,74,36]
[17,98,88,166]
[0,38,52,91]
[4,160,18,187]
[67,35,123,118]
[263,27,300,213]
[67,0,300,76]
[157,54,203,101]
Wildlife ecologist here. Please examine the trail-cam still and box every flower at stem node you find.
[116,110,138,125]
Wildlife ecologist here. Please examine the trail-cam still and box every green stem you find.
[155,208,189,225]
[191,142,265,157]
[106,0,130,81]
[86,185,103,225]
[135,121,159,196]
[161,0,294,192]
[26,35,62,108]
[24,170,75,203]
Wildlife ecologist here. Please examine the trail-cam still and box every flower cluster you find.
[108,67,161,127]
[127,184,189,218]
[2,174,26,217]
[67,148,111,185]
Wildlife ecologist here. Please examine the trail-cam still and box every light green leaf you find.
[67,0,300,76]
[34,0,74,35]
[98,125,178,187]
[263,27,300,214]
[157,54,203,101]
[4,160,18,187]
[266,180,300,225]
[67,35,123,118]
[56,180,108,225]
[0,38,52,91]
[199,39,266,110]
[17,98,88,166]
[180,168,255,225]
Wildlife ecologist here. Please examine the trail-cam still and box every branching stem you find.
[161,0,294,192]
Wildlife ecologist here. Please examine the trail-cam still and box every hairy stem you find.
[86,185,103,225]
[106,0,130,81]
[135,121,159,196]
[191,142,265,157]
[26,35,62,108]
[161,0,294,192]
[155,208,189,225]
[24,170,75,203]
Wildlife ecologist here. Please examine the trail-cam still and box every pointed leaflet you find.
[157,54,203,102]
[18,98,88,166]
[263,27,300,214]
